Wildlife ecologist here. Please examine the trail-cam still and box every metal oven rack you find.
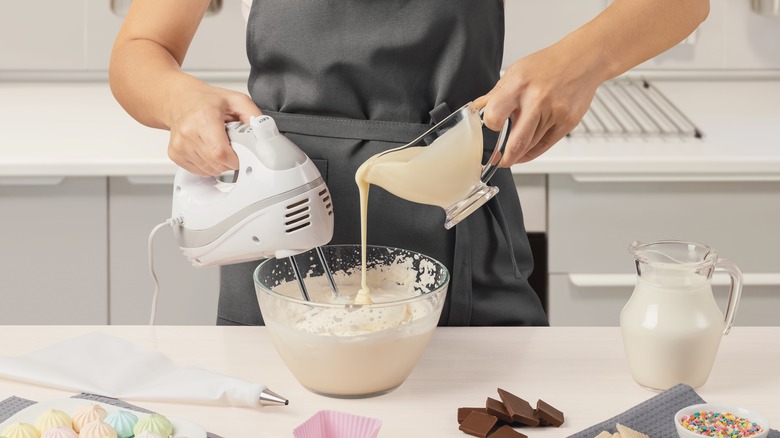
[570,77,702,139]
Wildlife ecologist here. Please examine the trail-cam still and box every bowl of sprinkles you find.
[675,404,769,438]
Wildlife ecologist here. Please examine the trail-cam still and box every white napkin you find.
[0,332,267,407]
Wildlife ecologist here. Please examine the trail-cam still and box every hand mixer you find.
[171,115,334,266]
[149,115,339,325]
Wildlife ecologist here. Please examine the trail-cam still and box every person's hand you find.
[475,44,602,167]
[166,82,261,176]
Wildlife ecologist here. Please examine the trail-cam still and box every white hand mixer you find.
[149,115,339,325]
[171,115,333,266]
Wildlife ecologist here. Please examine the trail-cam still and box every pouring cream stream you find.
[353,107,484,304]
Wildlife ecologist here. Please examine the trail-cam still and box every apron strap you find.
[486,196,523,279]
[262,110,432,144]
[449,218,473,326]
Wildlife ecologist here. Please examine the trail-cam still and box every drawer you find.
[0,177,107,324]
[549,273,780,327]
[108,176,219,325]
[548,175,780,274]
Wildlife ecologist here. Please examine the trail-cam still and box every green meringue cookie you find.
[104,410,137,438]
[133,414,173,438]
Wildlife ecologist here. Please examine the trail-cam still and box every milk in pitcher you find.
[620,272,726,390]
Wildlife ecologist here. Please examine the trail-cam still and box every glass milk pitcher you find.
[620,240,743,390]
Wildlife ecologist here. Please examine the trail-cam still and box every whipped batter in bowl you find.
[254,245,449,398]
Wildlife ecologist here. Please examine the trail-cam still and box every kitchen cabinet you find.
[86,0,250,72]
[108,177,219,325]
[547,174,780,326]
[0,0,86,70]
[502,0,605,69]
[0,177,107,324]
[0,0,249,74]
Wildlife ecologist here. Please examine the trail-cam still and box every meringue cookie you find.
[40,427,76,438]
[34,409,71,433]
[78,420,116,438]
[132,432,162,438]
[104,410,137,438]
[1,422,40,438]
[133,414,172,438]
[71,404,107,433]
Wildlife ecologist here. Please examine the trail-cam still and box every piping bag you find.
[0,332,287,407]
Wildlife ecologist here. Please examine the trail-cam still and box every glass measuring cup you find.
[363,102,511,229]
[620,240,743,390]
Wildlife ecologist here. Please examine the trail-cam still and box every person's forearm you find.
[108,0,211,130]
[109,39,204,130]
[553,0,710,83]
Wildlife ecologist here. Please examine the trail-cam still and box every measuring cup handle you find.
[716,258,743,335]
[479,109,512,183]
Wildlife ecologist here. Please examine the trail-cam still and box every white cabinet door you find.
[108,177,219,325]
[0,177,107,324]
[549,175,780,274]
[0,0,86,70]
[547,175,780,327]
[86,0,250,71]
[550,273,780,327]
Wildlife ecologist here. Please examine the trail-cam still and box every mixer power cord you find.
[148,216,185,326]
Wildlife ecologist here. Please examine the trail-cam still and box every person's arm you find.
[478,0,710,166]
[109,0,260,176]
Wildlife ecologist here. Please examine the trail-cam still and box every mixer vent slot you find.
[287,199,308,209]
[285,198,311,233]
[319,188,334,216]
[286,206,309,218]
[285,214,310,226]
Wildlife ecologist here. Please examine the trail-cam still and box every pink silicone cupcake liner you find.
[293,410,382,438]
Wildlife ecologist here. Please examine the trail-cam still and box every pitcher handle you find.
[716,258,743,335]
[478,109,511,184]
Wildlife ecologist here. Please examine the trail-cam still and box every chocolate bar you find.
[489,425,528,438]
[459,411,500,438]
[458,407,488,424]
[536,399,564,427]
[497,388,539,427]
[485,397,513,424]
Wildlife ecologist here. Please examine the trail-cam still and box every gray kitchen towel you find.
[568,384,779,438]
[0,394,224,438]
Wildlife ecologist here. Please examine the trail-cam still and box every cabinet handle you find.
[570,174,780,183]
[568,273,780,288]
[0,177,65,186]
[126,176,174,185]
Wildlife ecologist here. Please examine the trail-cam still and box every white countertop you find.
[0,326,776,438]
[1,79,779,177]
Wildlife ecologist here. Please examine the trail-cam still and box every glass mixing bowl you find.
[254,245,449,398]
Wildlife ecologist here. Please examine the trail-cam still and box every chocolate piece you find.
[536,399,564,427]
[458,407,488,424]
[488,425,528,438]
[485,397,513,424]
[459,411,500,438]
[497,388,539,427]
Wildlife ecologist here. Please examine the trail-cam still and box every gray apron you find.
[217,0,548,327]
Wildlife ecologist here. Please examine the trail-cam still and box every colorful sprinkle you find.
[680,411,764,437]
